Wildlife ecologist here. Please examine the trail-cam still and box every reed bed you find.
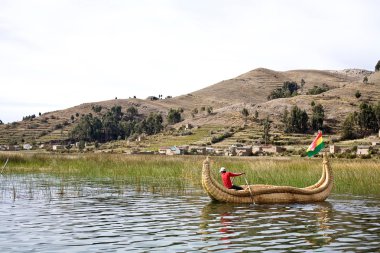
[1,153,379,197]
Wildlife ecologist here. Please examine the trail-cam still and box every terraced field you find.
[0,115,74,145]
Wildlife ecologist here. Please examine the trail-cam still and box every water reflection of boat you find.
[199,203,242,241]
[303,201,334,246]
[202,154,333,204]
[315,201,333,231]
[200,201,335,247]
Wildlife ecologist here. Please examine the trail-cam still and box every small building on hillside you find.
[158,147,169,155]
[357,146,370,155]
[225,147,236,156]
[205,147,215,155]
[196,147,206,155]
[125,149,140,155]
[188,146,205,155]
[52,145,64,151]
[179,145,189,153]
[214,148,225,156]
[226,144,244,156]
[75,142,88,148]
[23,144,33,150]
[261,145,286,154]
[7,145,20,151]
[252,146,262,155]
[137,151,154,155]
[166,146,185,155]
[329,145,341,154]
[236,146,252,156]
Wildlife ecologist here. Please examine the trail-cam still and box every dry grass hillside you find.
[179,68,378,127]
[248,71,380,125]
[0,67,378,146]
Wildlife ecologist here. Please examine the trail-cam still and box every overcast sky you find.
[1,0,379,123]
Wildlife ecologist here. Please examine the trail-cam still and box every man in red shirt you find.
[220,167,245,190]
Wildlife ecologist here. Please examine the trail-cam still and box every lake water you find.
[1,175,379,252]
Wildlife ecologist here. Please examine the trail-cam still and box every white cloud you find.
[1,0,380,123]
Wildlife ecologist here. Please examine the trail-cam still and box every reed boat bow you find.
[202,155,333,204]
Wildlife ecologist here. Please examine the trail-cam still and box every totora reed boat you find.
[201,154,333,204]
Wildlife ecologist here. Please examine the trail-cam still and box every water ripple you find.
[0,175,380,252]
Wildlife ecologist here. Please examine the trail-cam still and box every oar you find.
[1,158,9,174]
[244,175,255,204]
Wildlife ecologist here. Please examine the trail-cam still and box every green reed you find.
[1,153,379,196]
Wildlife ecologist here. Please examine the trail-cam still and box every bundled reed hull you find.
[202,155,333,204]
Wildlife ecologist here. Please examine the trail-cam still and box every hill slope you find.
[0,68,378,145]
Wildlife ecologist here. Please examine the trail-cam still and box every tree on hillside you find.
[262,116,271,145]
[283,81,299,96]
[311,104,325,131]
[374,101,380,130]
[70,104,164,143]
[299,110,309,133]
[241,108,249,117]
[241,108,249,123]
[268,81,299,100]
[102,106,124,141]
[92,105,102,113]
[78,140,85,151]
[375,60,380,72]
[307,84,329,95]
[340,102,380,140]
[111,106,123,120]
[281,108,289,126]
[357,102,378,134]
[144,113,163,135]
[23,114,36,121]
[119,120,136,137]
[206,106,213,115]
[301,79,306,89]
[285,105,309,133]
[341,113,357,140]
[167,108,182,124]
[0,119,3,125]
[70,114,102,141]
[191,108,197,118]
[363,76,368,84]
[355,90,361,98]
[126,106,138,119]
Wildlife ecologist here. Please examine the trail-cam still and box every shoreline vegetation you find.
[1,153,379,197]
